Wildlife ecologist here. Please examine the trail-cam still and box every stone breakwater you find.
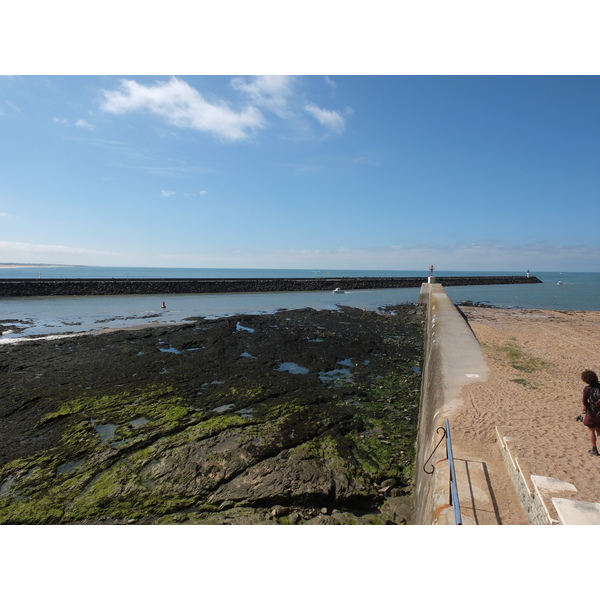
[0,276,541,297]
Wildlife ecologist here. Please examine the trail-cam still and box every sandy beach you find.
[451,307,600,523]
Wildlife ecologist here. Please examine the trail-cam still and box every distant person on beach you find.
[161,302,166,310]
[580,370,600,456]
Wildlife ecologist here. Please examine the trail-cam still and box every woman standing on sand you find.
[581,370,600,456]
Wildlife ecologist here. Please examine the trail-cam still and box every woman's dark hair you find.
[581,370,599,386]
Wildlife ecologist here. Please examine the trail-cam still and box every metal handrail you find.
[422,418,462,524]
[444,418,462,525]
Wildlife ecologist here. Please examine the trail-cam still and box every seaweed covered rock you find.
[0,304,424,524]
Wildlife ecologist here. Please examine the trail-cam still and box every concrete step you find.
[452,455,503,525]
[552,498,600,525]
[496,426,600,524]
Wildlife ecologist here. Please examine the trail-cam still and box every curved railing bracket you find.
[423,426,447,474]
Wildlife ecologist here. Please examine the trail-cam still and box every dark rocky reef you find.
[0,304,424,525]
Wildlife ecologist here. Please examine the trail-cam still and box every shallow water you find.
[92,423,119,443]
[443,273,600,311]
[213,404,235,413]
[236,408,254,419]
[1,270,598,341]
[319,368,353,384]
[159,346,181,354]
[56,460,85,475]
[276,362,309,375]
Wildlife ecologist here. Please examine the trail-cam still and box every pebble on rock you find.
[271,505,289,517]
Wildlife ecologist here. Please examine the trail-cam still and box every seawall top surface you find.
[415,283,491,524]
[428,284,489,411]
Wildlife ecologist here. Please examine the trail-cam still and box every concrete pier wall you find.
[413,283,489,524]
[0,275,540,297]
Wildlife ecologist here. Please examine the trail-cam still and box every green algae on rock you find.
[0,305,423,524]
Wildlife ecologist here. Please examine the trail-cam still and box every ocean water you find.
[0,267,598,341]
[0,266,436,279]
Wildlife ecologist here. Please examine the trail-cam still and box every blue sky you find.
[2,74,599,272]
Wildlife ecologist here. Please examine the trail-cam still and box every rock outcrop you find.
[0,305,424,524]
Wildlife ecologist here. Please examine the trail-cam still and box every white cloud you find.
[232,76,353,137]
[230,75,294,117]
[75,118,95,130]
[0,100,20,117]
[101,77,265,141]
[324,76,337,89]
[53,117,95,130]
[0,241,116,263]
[156,242,600,272]
[182,190,208,198]
[161,190,176,197]
[98,76,351,142]
[304,103,346,133]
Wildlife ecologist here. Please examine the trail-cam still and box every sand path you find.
[447,307,600,524]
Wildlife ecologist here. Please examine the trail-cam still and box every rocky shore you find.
[0,304,424,525]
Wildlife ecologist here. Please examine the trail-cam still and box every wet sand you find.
[453,307,600,521]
